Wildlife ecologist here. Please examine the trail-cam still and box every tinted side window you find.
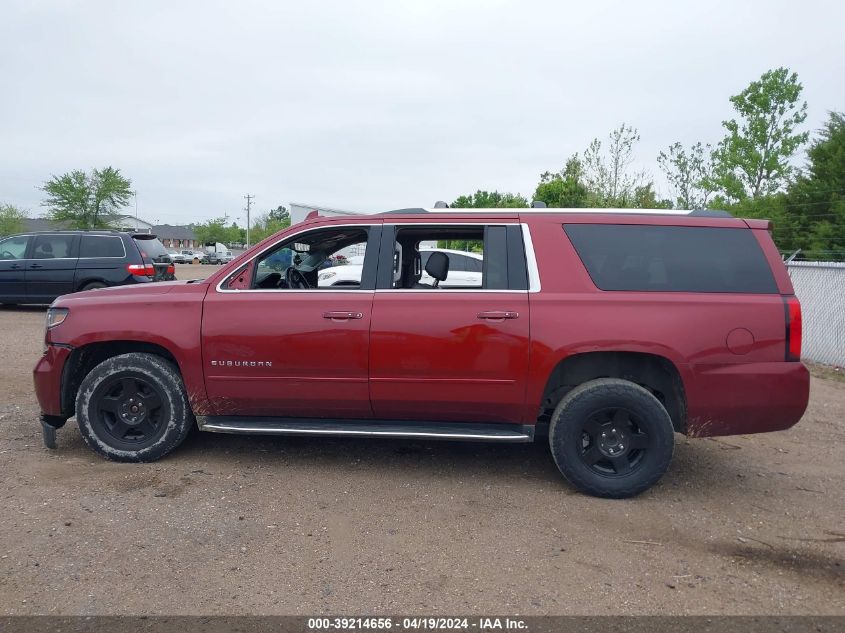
[564,224,778,293]
[32,235,74,259]
[0,236,30,260]
[80,235,125,258]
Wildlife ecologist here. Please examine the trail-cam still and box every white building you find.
[289,202,373,225]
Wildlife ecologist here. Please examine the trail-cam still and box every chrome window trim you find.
[216,220,522,294]
[521,223,541,293]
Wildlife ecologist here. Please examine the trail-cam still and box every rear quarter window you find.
[80,235,125,258]
[563,224,778,293]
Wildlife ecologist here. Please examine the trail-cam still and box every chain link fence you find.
[787,261,845,366]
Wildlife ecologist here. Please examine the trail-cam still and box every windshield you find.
[134,236,170,261]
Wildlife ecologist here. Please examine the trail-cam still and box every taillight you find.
[785,296,802,361]
[127,263,155,276]
[166,264,175,275]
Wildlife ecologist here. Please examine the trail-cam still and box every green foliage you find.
[0,203,28,236]
[41,167,132,229]
[250,211,291,243]
[582,124,649,207]
[779,111,845,260]
[534,156,590,207]
[451,190,529,208]
[193,216,240,245]
[657,142,717,209]
[536,125,659,209]
[267,205,290,222]
[712,67,809,201]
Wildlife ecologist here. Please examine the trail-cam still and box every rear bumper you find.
[684,361,810,437]
[33,344,73,417]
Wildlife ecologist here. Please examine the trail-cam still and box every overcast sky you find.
[2,0,843,225]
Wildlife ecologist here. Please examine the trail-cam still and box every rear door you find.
[369,222,530,423]
[0,235,31,302]
[25,234,79,302]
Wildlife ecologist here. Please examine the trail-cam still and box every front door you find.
[201,223,381,418]
[26,234,79,302]
[0,235,31,302]
[369,223,531,423]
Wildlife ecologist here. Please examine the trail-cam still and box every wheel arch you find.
[538,351,687,432]
[61,341,180,418]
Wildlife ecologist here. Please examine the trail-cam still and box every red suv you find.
[33,208,809,497]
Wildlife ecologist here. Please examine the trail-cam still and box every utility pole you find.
[133,190,139,231]
[244,194,254,247]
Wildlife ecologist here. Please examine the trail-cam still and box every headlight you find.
[318,271,337,281]
[46,307,69,329]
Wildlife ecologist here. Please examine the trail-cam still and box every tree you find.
[250,212,291,243]
[582,124,648,207]
[712,67,809,201]
[657,142,717,209]
[780,111,845,260]
[268,205,290,223]
[41,167,133,228]
[534,156,590,207]
[0,203,27,236]
[451,190,529,208]
[536,124,654,208]
[194,216,239,245]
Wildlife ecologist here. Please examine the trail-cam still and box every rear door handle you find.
[477,311,519,320]
[29,264,44,269]
[322,311,364,321]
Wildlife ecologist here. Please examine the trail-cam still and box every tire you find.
[80,281,107,291]
[75,352,194,462]
[548,378,674,498]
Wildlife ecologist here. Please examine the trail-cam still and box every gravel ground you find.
[0,273,842,615]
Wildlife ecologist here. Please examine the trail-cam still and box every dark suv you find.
[33,208,810,498]
[0,230,175,305]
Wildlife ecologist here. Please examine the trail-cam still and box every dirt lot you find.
[1,268,843,615]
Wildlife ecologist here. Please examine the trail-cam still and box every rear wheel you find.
[80,281,106,291]
[76,353,193,462]
[549,378,674,498]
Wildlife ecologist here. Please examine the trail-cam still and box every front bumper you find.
[33,344,73,418]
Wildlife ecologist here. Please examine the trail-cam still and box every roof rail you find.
[382,208,429,214]
[688,209,732,218]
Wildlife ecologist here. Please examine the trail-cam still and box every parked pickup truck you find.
[33,207,809,498]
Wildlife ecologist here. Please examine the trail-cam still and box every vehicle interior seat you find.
[415,251,449,288]
[36,242,54,258]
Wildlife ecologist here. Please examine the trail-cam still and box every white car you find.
[317,249,482,288]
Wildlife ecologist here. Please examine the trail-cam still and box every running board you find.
[197,416,534,443]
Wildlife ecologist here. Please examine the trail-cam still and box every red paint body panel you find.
[201,289,374,417]
[369,291,529,422]
[33,211,810,439]
[33,344,72,416]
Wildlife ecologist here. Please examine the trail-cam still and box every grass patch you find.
[807,361,845,383]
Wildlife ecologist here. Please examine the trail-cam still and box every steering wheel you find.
[285,267,310,289]
[0,251,15,260]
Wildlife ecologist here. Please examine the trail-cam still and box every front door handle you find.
[322,311,364,321]
[10,264,21,269]
[477,311,519,320]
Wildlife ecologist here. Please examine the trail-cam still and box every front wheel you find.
[549,378,674,498]
[76,353,194,462]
